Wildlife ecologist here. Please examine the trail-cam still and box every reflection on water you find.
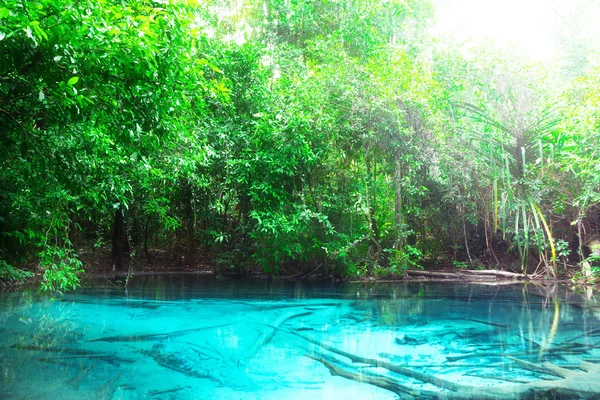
[1,276,600,399]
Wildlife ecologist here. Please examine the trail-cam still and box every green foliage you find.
[452,260,470,270]
[555,239,571,258]
[347,263,369,278]
[0,260,33,282]
[587,254,600,266]
[388,246,424,272]
[1,0,600,289]
[39,246,83,293]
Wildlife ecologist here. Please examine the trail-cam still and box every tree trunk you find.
[144,216,150,259]
[238,193,249,227]
[394,154,404,247]
[365,154,380,265]
[183,181,194,266]
[112,207,123,271]
[365,155,379,240]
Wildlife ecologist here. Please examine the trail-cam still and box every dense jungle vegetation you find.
[1,0,600,291]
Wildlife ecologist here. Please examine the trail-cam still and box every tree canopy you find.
[1,0,600,290]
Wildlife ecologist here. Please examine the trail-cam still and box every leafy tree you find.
[1,0,599,289]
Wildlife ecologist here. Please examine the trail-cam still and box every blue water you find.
[1,276,599,399]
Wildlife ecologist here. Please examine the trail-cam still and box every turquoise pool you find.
[1,276,599,399]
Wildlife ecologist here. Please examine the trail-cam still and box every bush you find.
[0,260,33,282]
[387,245,424,272]
[39,246,84,292]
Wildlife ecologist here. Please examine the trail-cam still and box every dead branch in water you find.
[240,309,314,365]
[296,329,600,399]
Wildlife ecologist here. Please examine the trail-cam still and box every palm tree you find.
[459,83,561,277]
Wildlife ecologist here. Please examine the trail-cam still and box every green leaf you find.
[0,8,9,19]
[32,25,48,41]
[67,76,79,86]
[207,62,222,73]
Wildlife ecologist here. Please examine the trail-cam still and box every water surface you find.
[1,276,600,399]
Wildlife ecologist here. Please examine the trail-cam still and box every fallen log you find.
[38,354,134,361]
[12,344,108,356]
[464,318,510,329]
[403,269,527,280]
[461,269,525,279]
[446,342,591,362]
[295,330,600,399]
[144,340,225,385]
[404,270,464,278]
[240,309,313,365]
[463,372,531,384]
[370,278,523,286]
[148,386,185,396]
[306,352,443,399]
[291,329,462,391]
[564,327,600,343]
[250,303,339,311]
[94,370,123,400]
[87,322,235,343]
[66,365,94,390]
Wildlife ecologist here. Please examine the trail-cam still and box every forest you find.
[1,0,600,291]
